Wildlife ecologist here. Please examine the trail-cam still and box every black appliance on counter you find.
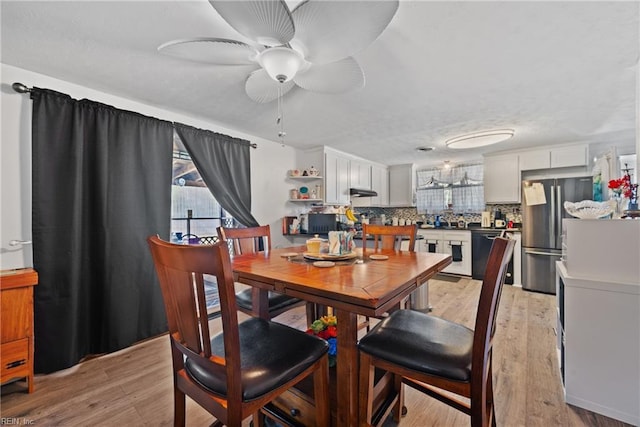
[307,213,339,234]
[471,230,514,284]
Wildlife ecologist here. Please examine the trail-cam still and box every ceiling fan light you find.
[258,47,304,83]
[445,129,515,149]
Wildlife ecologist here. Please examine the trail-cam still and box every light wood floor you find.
[1,277,631,426]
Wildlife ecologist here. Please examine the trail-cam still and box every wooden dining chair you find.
[357,236,515,427]
[361,223,417,252]
[217,225,318,323]
[360,223,417,328]
[147,236,330,427]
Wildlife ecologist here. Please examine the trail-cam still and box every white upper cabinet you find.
[354,164,388,207]
[324,150,351,205]
[371,164,389,206]
[349,159,372,190]
[388,164,416,206]
[484,153,520,203]
[520,144,589,171]
[296,146,390,206]
[550,144,588,168]
[519,149,550,171]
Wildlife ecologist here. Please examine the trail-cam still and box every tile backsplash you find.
[352,204,522,226]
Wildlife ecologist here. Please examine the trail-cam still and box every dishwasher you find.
[471,230,514,284]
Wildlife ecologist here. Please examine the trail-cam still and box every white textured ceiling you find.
[1,1,638,167]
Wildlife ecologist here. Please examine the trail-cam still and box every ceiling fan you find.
[158,0,399,104]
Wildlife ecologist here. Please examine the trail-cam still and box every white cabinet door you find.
[370,165,388,206]
[441,231,471,276]
[484,154,520,203]
[388,164,415,206]
[350,160,371,190]
[324,151,350,205]
[417,230,444,253]
[551,144,588,168]
[519,144,589,171]
[519,149,550,171]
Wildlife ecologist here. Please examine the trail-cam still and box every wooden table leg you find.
[252,287,270,319]
[335,309,358,427]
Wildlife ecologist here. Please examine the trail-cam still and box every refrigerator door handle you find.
[524,250,561,256]
[550,185,556,246]
[556,185,562,247]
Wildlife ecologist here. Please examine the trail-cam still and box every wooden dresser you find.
[1,268,38,393]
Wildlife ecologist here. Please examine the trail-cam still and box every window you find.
[171,132,234,242]
[416,163,484,213]
[171,132,232,318]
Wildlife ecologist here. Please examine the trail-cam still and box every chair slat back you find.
[147,236,241,390]
[362,224,417,252]
[217,225,271,255]
[472,236,515,379]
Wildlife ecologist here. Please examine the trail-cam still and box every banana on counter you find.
[345,208,357,222]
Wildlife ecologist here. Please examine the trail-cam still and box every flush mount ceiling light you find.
[445,129,515,149]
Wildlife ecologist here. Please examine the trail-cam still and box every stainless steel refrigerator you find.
[522,177,593,294]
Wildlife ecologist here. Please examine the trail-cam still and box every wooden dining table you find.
[230,245,452,426]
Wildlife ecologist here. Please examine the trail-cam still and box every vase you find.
[611,196,624,219]
[628,184,639,211]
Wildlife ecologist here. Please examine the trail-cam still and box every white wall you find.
[1,63,296,269]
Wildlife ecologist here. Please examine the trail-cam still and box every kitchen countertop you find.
[467,227,522,232]
[353,235,424,241]
[284,232,424,240]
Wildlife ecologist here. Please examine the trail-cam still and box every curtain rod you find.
[12,82,258,149]
[12,82,32,94]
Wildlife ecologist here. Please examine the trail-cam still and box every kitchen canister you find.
[289,189,299,199]
[306,234,324,254]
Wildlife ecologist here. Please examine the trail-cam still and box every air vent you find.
[416,146,435,152]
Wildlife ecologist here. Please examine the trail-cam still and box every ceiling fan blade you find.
[209,0,294,46]
[294,57,364,94]
[158,38,258,65]
[291,0,399,64]
[245,69,295,103]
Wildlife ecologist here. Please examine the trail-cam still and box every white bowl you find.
[563,200,615,219]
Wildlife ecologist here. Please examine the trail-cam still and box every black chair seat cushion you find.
[358,309,474,382]
[235,288,302,313]
[185,317,328,401]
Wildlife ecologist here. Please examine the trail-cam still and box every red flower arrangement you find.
[608,174,633,199]
[609,164,639,212]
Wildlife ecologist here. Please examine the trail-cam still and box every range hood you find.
[350,188,378,197]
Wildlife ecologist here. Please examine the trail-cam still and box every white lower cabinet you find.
[556,219,640,426]
[417,229,471,276]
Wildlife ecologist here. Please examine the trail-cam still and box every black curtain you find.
[175,123,259,227]
[31,88,174,373]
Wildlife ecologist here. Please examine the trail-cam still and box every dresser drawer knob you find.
[289,408,301,417]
